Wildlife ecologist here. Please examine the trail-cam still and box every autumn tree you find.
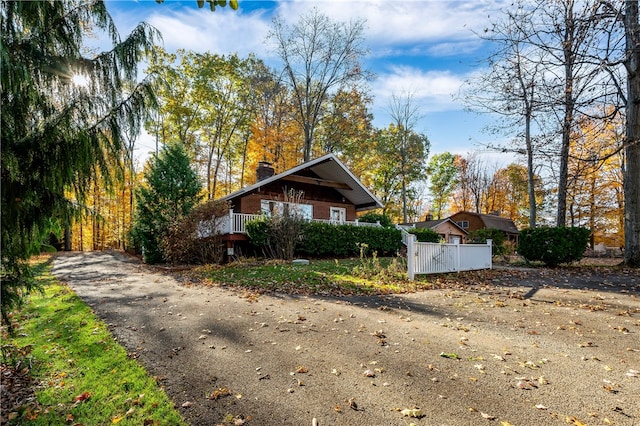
[147,49,263,199]
[316,87,375,164]
[1,0,157,324]
[450,153,496,214]
[487,164,545,228]
[361,125,429,222]
[269,8,370,161]
[566,113,625,247]
[246,64,303,177]
[386,92,426,223]
[427,152,458,220]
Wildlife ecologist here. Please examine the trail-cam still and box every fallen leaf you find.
[481,412,495,420]
[565,416,587,426]
[400,408,423,418]
[440,352,460,359]
[73,392,91,402]
[181,401,193,408]
[363,369,375,377]
[535,404,547,410]
[348,398,358,410]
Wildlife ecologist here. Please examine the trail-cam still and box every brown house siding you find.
[449,211,519,242]
[451,212,483,232]
[234,192,356,221]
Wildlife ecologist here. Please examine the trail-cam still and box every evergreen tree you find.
[1,1,157,326]
[131,143,203,264]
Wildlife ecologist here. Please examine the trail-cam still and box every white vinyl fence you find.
[405,234,492,280]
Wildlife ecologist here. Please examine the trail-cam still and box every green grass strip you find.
[1,255,187,426]
[191,257,436,295]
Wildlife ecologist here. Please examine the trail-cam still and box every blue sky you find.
[105,0,516,165]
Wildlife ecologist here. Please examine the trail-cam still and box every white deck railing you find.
[218,210,381,235]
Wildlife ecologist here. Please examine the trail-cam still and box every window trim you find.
[260,199,313,220]
[329,206,346,223]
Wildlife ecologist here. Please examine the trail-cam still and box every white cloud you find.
[271,0,502,57]
[146,8,273,58]
[373,66,464,114]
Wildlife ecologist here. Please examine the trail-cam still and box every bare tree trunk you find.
[557,2,577,227]
[624,0,640,266]
[525,111,537,228]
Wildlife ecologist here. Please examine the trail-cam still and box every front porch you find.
[219,210,382,236]
[217,210,382,257]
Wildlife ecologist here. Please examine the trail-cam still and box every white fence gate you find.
[405,234,492,280]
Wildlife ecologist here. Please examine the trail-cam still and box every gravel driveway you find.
[52,251,640,426]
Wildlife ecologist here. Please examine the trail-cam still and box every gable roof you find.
[220,153,384,211]
[450,211,519,234]
[402,218,468,234]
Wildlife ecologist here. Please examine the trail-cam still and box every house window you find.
[457,220,469,229]
[261,200,313,220]
[330,207,346,223]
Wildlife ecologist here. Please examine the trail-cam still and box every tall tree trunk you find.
[64,216,71,251]
[624,0,640,266]
[525,109,537,228]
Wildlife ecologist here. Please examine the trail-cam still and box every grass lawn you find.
[187,256,440,295]
[1,255,187,426]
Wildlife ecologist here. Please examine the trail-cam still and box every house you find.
[448,211,519,242]
[217,153,384,255]
[401,216,468,244]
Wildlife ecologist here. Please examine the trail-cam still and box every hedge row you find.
[247,219,403,258]
[406,227,440,243]
[518,226,590,266]
[297,222,402,257]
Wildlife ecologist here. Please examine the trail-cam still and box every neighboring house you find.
[401,217,468,244]
[217,153,384,255]
[448,211,519,242]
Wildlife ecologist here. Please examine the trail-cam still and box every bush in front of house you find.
[357,212,393,228]
[247,220,403,258]
[406,228,440,243]
[161,200,229,265]
[468,227,508,256]
[298,222,402,257]
[517,226,591,267]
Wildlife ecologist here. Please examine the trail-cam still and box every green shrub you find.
[246,217,270,247]
[357,212,393,227]
[407,227,440,243]
[517,226,591,267]
[297,223,402,257]
[468,228,508,256]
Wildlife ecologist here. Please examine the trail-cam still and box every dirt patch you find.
[51,251,640,426]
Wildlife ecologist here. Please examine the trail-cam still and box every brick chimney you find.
[256,161,275,181]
